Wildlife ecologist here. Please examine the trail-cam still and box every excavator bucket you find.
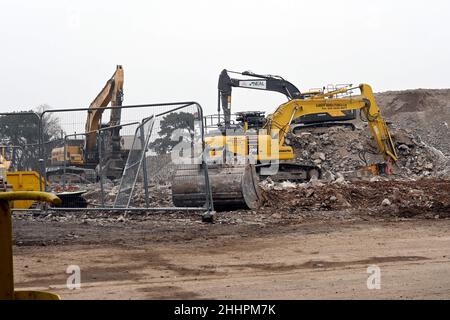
[172,164,262,210]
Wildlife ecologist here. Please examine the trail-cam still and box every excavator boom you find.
[85,65,124,162]
[49,65,125,183]
[217,69,356,129]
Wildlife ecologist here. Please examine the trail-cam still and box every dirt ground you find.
[12,199,450,299]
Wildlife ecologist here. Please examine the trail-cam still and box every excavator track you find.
[172,162,320,211]
[46,167,96,184]
[257,162,322,182]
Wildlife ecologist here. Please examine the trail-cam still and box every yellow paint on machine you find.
[0,190,61,300]
[6,171,45,209]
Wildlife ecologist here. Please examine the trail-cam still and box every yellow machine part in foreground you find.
[6,171,45,209]
[0,191,61,300]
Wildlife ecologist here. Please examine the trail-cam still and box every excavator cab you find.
[235,111,266,131]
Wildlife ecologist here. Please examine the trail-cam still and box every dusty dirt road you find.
[12,217,450,300]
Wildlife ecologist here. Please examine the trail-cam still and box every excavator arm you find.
[264,84,398,165]
[218,69,302,127]
[218,69,357,129]
[84,65,124,163]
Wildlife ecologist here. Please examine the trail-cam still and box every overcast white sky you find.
[1,0,450,117]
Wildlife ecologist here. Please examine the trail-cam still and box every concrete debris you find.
[333,174,347,185]
[310,179,324,188]
[260,178,275,190]
[312,152,326,161]
[82,180,173,208]
[260,179,450,219]
[305,189,315,198]
[322,171,336,182]
[289,124,449,180]
[280,181,297,189]
[375,89,450,157]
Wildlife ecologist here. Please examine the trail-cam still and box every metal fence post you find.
[97,133,105,208]
[139,125,150,208]
[38,112,46,192]
[196,104,215,216]
[62,138,67,187]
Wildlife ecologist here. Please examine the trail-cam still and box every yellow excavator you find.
[172,82,398,210]
[48,65,125,182]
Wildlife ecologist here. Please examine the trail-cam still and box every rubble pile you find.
[134,183,173,207]
[287,88,450,180]
[146,153,178,184]
[82,181,117,206]
[82,152,178,207]
[82,182,173,207]
[260,178,450,219]
[376,89,450,156]
[289,124,449,179]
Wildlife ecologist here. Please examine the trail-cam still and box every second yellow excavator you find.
[172,83,398,210]
[48,65,125,182]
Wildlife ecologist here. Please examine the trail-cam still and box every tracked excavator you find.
[84,65,125,179]
[172,82,398,210]
[48,65,126,182]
